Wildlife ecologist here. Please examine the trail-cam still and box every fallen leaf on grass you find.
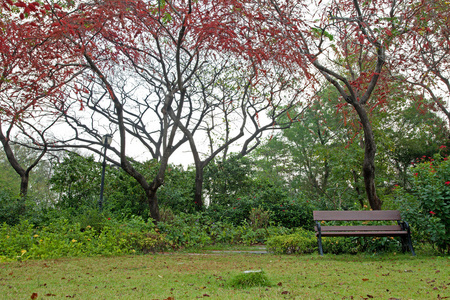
[281,291,289,295]
[277,282,282,286]
[31,293,38,299]
[362,278,369,281]
[45,294,56,297]
[203,294,210,297]
[367,295,373,298]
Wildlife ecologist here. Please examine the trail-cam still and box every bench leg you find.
[401,236,408,253]
[317,235,324,256]
[406,233,416,256]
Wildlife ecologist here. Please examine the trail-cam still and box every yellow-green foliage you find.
[0,217,172,262]
[266,229,317,254]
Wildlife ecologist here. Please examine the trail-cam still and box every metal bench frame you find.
[313,210,416,256]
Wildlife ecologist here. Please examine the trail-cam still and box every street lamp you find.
[99,134,112,211]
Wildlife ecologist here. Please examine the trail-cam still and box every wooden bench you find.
[313,210,416,256]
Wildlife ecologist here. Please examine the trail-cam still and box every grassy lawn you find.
[0,249,448,299]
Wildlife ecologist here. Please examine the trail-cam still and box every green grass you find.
[0,251,448,299]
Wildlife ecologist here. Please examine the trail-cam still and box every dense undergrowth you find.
[0,208,444,262]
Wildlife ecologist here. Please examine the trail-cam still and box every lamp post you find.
[99,134,112,211]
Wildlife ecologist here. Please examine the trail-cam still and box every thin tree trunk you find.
[20,174,29,198]
[194,165,204,210]
[354,103,382,210]
[146,189,160,222]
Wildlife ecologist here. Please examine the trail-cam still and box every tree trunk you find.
[1,124,28,198]
[146,188,160,222]
[353,103,382,210]
[20,174,29,198]
[194,165,204,210]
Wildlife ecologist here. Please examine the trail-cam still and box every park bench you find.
[313,210,416,256]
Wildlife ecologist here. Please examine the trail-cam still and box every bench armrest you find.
[315,220,322,233]
[398,220,411,233]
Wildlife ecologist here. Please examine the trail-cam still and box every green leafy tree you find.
[50,153,104,211]
[50,153,196,218]
[204,155,254,207]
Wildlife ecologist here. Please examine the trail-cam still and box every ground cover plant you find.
[0,213,294,262]
[0,252,448,299]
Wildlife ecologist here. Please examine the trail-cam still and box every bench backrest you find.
[313,210,401,221]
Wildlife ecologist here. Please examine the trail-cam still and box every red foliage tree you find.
[392,0,450,129]
[0,0,80,197]
[236,0,419,210]
[43,0,290,220]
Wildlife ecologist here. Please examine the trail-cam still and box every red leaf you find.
[31,293,38,299]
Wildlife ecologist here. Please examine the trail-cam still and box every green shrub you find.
[248,206,271,230]
[0,219,35,261]
[266,198,314,229]
[321,237,359,254]
[266,229,317,254]
[266,228,402,255]
[156,212,213,247]
[393,153,450,253]
[0,216,172,261]
[206,195,313,229]
[0,191,24,225]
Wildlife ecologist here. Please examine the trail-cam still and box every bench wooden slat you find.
[313,210,401,221]
[318,225,402,232]
[320,231,408,237]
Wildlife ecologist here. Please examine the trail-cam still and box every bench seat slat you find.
[319,231,408,237]
[317,225,402,232]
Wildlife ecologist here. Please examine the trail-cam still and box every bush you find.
[266,229,317,254]
[0,191,25,225]
[321,237,359,254]
[266,227,404,255]
[0,216,172,261]
[248,206,271,230]
[393,153,450,253]
[205,195,314,229]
